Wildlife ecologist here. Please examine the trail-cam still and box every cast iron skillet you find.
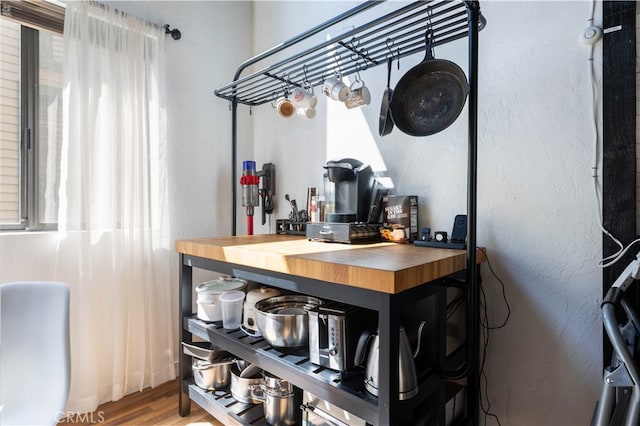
[389,31,469,137]
[378,57,394,136]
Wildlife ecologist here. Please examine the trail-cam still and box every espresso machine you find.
[306,158,380,243]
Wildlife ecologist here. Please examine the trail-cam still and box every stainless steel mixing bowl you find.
[254,295,323,348]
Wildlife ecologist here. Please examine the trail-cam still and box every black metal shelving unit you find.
[179,253,452,425]
[185,1,484,424]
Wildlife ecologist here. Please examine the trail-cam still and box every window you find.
[0,2,63,230]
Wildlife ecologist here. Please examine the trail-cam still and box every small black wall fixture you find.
[164,24,181,40]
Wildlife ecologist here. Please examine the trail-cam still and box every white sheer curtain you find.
[55,1,174,413]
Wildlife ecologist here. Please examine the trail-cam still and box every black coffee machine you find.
[323,158,374,223]
[306,158,380,243]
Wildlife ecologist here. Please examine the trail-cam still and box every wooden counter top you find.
[176,234,485,294]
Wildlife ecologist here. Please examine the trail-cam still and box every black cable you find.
[477,247,511,426]
[479,247,511,329]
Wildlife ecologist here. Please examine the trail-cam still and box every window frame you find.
[0,3,63,232]
[22,26,38,230]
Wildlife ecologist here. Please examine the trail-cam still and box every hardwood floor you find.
[59,379,224,426]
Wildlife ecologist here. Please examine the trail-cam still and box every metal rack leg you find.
[377,293,401,425]
[179,255,193,416]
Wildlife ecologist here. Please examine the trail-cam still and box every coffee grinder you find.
[306,158,380,243]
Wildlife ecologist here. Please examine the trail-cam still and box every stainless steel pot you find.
[261,371,293,393]
[250,379,301,426]
[230,364,263,403]
[192,359,234,390]
[255,295,323,348]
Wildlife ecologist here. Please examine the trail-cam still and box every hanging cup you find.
[345,79,371,109]
[297,107,317,119]
[322,77,350,102]
[290,87,317,109]
[276,97,295,118]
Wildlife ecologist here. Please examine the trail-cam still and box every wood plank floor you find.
[60,379,224,426]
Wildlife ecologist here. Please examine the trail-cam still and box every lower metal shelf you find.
[183,378,270,426]
[184,316,451,425]
[185,316,379,423]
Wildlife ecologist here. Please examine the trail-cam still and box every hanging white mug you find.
[290,88,317,109]
[297,107,316,119]
[322,77,350,102]
[276,97,295,118]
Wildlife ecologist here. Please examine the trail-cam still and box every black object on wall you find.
[602,1,636,366]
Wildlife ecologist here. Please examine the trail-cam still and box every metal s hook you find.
[385,38,400,70]
[281,73,291,97]
[302,65,312,91]
[348,36,360,62]
[385,38,394,59]
[426,8,435,57]
[354,62,362,83]
[360,48,370,70]
[333,52,343,78]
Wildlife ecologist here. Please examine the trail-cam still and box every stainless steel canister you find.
[250,373,300,426]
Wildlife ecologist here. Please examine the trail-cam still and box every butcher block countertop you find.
[176,234,485,294]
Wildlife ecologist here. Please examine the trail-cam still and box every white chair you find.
[0,281,71,426]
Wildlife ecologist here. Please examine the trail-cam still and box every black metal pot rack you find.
[215,1,483,107]
[213,0,483,238]
[209,0,484,424]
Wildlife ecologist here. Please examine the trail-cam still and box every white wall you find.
[0,1,607,424]
[250,1,603,425]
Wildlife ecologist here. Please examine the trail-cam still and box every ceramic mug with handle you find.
[322,76,350,102]
[345,79,371,109]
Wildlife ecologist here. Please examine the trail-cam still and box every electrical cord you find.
[478,247,511,426]
[585,0,640,268]
[479,248,511,330]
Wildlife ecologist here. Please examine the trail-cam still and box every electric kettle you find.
[354,322,425,401]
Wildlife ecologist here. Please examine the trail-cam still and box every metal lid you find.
[262,386,295,398]
[196,276,247,294]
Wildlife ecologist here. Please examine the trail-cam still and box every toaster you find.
[308,302,376,372]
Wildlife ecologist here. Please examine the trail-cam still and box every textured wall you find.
[251,1,604,425]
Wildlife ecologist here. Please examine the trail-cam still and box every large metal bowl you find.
[255,295,323,348]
